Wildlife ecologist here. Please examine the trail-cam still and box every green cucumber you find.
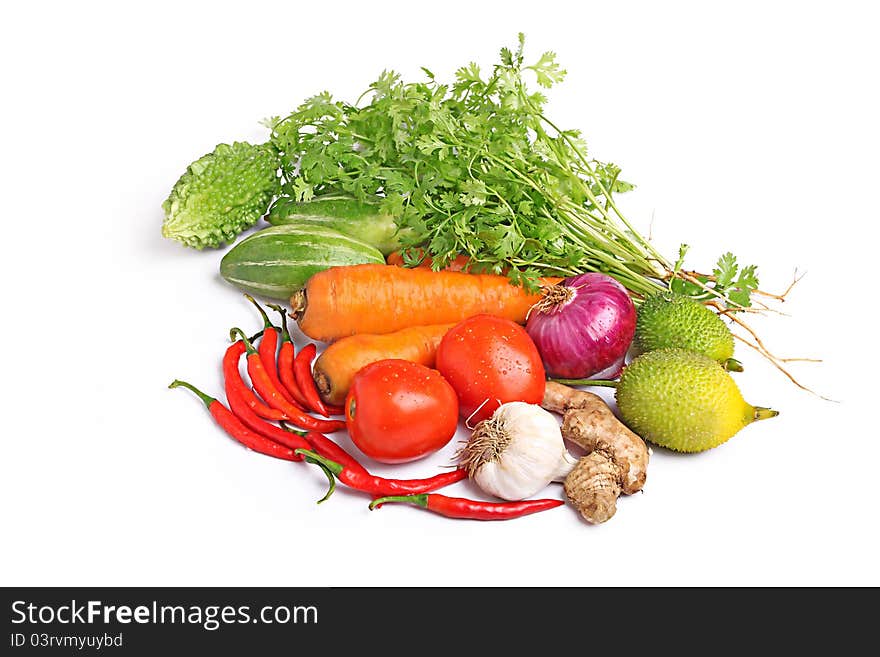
[219,224,385,300]
[266,194,411,256]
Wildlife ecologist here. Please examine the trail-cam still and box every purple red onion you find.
[526,272,636,379]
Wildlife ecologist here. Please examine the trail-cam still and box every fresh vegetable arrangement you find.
[165,35,813,525]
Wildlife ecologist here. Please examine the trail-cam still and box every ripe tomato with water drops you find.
[345,359,459,464]
[435,314,546,424]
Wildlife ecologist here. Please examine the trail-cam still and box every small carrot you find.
[244,294,302,408]
[229,327,347,434]
[293,343,337,417]
[290,263,561,342]
[266,303,313,410]
[312,323,454,406]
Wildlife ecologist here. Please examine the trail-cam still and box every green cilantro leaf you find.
[267,33,761,306]
[727,288,752,308]
[674,244,690,273]
[737,264,759,291]
[713,252,738,288]
[527,51,567,88]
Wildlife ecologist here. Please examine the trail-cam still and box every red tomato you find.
[345,359,459,464]
[435,314,546,424]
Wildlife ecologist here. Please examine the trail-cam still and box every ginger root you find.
[542,381,649,524]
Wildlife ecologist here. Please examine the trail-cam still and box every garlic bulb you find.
[456,401,579,501]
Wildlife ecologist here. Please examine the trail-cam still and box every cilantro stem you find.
[532,104,671,272]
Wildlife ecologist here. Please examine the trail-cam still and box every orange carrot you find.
[290,263,561,343]
[312,323,455,406]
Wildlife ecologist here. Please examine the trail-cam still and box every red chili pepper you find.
[225,380,312,454]
[280,424,369,475]
[245,295,302,409]
[229,328,347,434]
[368,493,564,521]
[223,340,292,422]
[293,343,335,417]
[324,402,344,416]
[266,303,312,410]
[169,379,299,461]
[296,430,369,476]
[294,448,469,497]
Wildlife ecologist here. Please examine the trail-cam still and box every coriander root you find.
[541,381,649,524]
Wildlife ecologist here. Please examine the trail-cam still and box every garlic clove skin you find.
[464,401,578,501]
[553,450,581,482]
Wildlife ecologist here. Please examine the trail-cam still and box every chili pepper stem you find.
[229,327,258,353]
[369,494,428,510]
[244,294,273,330]
[315,462,336,504]
[168,379,214,406]
[295,449,344,502]
[267,303,293,342]
[294,448,344,476]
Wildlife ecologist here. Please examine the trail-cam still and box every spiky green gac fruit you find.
[635,292,739,369]
[162,142,280,249]
[615,348,777,453]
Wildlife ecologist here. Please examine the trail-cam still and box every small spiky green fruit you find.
[635,292,739,370]
[616,348,777,453]
[162,141,280,249]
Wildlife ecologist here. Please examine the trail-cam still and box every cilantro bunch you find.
[267,34,758,306]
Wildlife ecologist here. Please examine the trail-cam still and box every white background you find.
[2,0,878,587]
